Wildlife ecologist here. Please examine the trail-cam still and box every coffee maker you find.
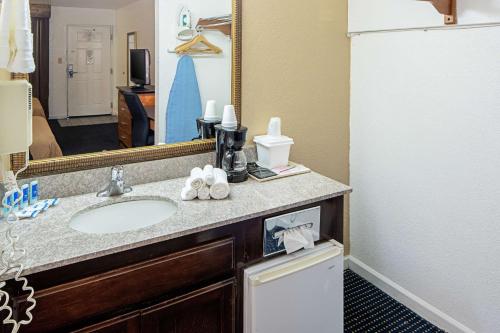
[196,118,220,139]
[215,124,248,183]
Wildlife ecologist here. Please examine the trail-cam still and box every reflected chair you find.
[122,92,154,147]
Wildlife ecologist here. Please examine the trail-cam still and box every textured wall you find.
[116,0,156,86]
[242,0,351,251]
[0,69,9,80]
[349,0,500,32]
[350,26,500,332]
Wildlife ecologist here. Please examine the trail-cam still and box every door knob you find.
[67,64,78,78]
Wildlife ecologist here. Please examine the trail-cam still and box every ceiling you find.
[29,0,140,10]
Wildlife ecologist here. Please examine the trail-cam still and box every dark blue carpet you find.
[48,120,119,156]
[344,270,446,332]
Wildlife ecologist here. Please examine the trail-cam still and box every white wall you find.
[49,6,115,119]
[116,0,155,87]
[0,69,9,80]
[349,0,500,32]
[350,5,500,333]
[156,0,232,142]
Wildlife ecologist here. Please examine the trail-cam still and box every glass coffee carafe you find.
[215,125,249,183]
[222,148,248,180]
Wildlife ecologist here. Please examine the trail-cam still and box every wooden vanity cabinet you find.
[73,312,141,333]
[140,279,235,333]
[2,197,344,333]
[75,280,235,333]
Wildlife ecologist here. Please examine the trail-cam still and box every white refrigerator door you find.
[244,243,344,333]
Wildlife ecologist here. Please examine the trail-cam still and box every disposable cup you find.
[222,105,237,128]
[204,100,220,122]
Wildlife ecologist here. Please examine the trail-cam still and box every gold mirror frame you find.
[11,0,241,178]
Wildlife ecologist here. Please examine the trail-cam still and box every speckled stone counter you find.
[0,172,351,281]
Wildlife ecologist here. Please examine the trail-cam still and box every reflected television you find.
[130,49,151,88]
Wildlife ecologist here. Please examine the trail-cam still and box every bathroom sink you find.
[69,198,177,234]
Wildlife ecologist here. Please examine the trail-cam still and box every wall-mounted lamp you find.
[418,0,457,25]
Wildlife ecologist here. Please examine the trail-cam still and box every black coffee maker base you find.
[227,171,249,183]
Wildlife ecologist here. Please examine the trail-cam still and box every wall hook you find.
[418,0,457,25]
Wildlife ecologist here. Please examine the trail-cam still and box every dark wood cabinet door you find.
[16,238,234,333]
[141,280,235,333]
[72,312,140,333]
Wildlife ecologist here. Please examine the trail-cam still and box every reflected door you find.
[67,25,112,117]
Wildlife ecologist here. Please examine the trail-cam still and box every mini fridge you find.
[244,242,344,333]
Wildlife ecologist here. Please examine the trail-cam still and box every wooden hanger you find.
[175,34,222,55]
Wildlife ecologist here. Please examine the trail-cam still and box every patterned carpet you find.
[344,270,446,333]
[49,120,120,156]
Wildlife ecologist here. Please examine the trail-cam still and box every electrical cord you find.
[0,154,36,333]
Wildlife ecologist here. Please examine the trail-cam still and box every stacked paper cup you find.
[181,165,230,201]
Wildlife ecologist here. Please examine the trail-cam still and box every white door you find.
[67,25,112,117]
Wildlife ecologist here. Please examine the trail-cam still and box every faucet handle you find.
[97,166,131,197]
[111,166,124,182]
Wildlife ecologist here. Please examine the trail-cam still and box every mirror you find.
[126,32,138,86]
[10,0,241,177]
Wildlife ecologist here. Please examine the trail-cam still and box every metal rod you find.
[347,22,500,37]
[198,14,231,22]
[197,21,232,30]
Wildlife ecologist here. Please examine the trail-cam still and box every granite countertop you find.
[0,172,351,281]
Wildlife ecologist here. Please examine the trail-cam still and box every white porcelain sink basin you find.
[70,198,177,234]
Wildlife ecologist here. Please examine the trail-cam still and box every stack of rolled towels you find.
[181,165,230,201]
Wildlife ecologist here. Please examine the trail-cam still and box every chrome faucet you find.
[97,166,132,197]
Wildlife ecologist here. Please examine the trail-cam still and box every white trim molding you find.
[345,256,476,333]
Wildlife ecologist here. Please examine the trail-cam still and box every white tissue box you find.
[254,135,294,169]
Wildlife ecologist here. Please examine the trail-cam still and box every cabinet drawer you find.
[141,279,235,333]
[119,133,132,148]
[72,312,141,333]
[118,118,131,128]
[118,107,131,122]
[17,238,235,332]
[118,121,132,136]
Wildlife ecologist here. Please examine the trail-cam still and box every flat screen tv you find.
[130,49,151,88]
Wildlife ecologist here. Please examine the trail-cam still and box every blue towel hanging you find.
[166,55,202,143]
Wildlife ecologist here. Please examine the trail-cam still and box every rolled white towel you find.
[197,185,211,200]
[181,186,197,201]
[188,167,205,190]
[210,168,230,200]
[203,165,215,186]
